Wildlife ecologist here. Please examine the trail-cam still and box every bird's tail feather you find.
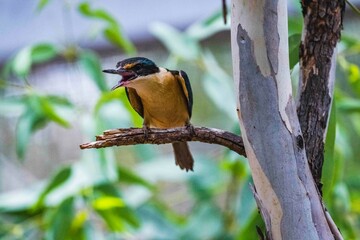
[172,142,194,171]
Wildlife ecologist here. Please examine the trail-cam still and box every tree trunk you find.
[297,0,345,192]
[230,0,341,239]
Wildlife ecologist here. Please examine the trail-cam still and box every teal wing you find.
[125,87,144,118]
[174,70,193,118]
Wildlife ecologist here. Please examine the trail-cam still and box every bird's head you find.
[103,57,160,90]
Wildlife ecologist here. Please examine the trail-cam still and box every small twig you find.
[0,80,32,90]
[80,126,246,157]
[222,0,228,24]
[346,0,360,15]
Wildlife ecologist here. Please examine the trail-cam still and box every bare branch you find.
[80,126,246,157]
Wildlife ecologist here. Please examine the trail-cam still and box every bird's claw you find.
[143,125,150,140]
[186,122,195,136]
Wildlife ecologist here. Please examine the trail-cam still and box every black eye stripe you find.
[132,64,141,70]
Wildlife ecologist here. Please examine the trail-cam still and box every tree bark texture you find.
[231,0,338,239]
[80,126,246,157]
[297,0,345,192]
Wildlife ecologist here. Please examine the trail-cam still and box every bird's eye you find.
[132,65,140,71]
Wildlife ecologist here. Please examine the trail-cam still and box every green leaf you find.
[79,51,108,92]
[323,100,336,200]
[94,183,121,198]
[12,47,32,77]
[341,34,359,48]
[333,183,351,212]
[78,2,117,25]
[93,184,140,230]
[46,197,74,240]
[0,185,41,213]
[118,166,154,189]
[29,93,71,127]
[16,110,47,159]
[150,22,200,60]
[188,157,224,202]
[201,51,237,121]
[95,89,143,127]
[31,44,58,63]
[92,196,125,210]
[11,44,58,78]
[78,2,136,54]
[186,10,229,40]
[15,93,71,159]
[118,207,140,228]
[94,90,123,113]
[0,96,26,116]
[33,167,72,209]
[39,95,71,127]
[337,98,360,112]
[94,203,139,232]
[288,33,301,70]
[95,208,126,232]
[237,178,256,225]
[37,0,52,12]
[221,158,247,179]
[70,210,88,235]
[344,62,360,97]
[46,95,73,106]
[122,94,143,127]
[181,203,222,239]
[95,100,133,131]
[1,57,15,79]
[288,16,303,35]
[103,26,136,54]
[237,210,264,239]
[348,63,360,83]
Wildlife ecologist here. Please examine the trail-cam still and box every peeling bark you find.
[297,0,345,191]
[231,0,341,238]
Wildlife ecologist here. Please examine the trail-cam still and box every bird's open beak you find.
[102,69,120,74]
[103,68,137,90]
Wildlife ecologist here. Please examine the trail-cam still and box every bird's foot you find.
[142,125,150,140]
[186,122,195,136]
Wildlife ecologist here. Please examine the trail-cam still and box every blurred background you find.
[0,0,359,239]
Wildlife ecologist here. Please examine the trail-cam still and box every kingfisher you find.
[103,57,194,171]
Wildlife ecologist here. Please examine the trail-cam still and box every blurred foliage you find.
[0,1,359,239]
[77,2,136,54]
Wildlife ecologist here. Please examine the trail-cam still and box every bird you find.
[103,57,194,171]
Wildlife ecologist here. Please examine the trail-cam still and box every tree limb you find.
[80,126,246,157]
[297,0,345,192]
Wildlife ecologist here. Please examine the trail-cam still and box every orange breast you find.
[128,69,190,128]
